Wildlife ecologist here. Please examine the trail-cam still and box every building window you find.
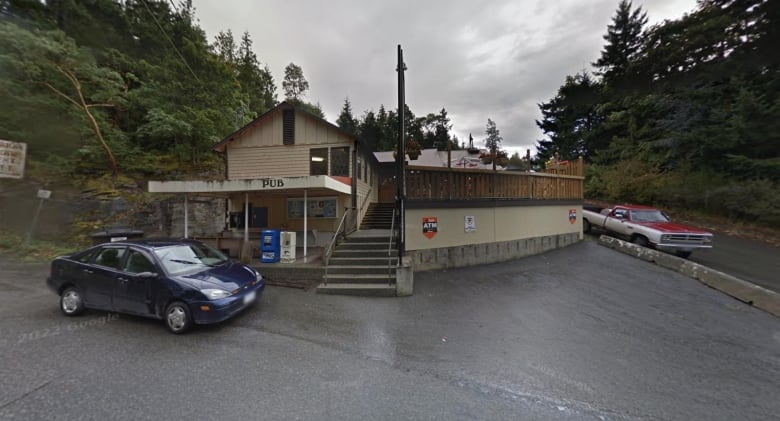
[331,147,350,177]
[310,148,328,175]
[283,109,295,145]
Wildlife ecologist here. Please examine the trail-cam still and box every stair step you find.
[316,283,396,296]
[329,257,398,265]
[324,272,395,280]
[326,265,397,275]
[332,250,397,258]
[341,237,393,243]
[336,243,391,250]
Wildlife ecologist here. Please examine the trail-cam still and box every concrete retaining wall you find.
[411,232,581,271]
[598,235,780,318]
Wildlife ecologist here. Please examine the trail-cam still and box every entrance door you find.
[251,207,268,228]
[379,182,395,203]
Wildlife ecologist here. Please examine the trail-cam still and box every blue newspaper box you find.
[260,229,281,263]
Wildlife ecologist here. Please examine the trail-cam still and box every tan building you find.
[149,102,585,296]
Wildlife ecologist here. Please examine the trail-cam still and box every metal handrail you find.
[387,206,397,283]
[324,208,351,284]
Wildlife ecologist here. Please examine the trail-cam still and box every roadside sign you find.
[569,209,577,224]
[37,189,51,199]
[0,139,26,179]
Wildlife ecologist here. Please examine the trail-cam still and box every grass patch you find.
[0,228,81,262]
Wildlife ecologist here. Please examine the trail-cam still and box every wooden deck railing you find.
[405,157,583,201]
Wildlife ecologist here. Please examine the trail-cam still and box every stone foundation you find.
[410,232,581,271]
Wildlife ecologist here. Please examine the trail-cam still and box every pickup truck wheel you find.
[675,250,692,259]
[583,219,591,233]
[631,235,649,248]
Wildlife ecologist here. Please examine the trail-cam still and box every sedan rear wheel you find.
[60,287,85,316]
[165,301,192,334]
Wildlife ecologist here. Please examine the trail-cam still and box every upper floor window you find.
[331,147,350,177]
[283,109,295,145]
[310,148,328,175]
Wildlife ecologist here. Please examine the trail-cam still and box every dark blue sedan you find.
[46,239,265,333]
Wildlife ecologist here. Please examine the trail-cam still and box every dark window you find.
[124,250,155,273]
[331,147,350,177]
[94,247,126,269]
[310,148,328,175]
[283,109,295,145]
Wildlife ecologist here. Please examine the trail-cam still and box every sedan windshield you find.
[155,243,229,275]
[630,210,671,222]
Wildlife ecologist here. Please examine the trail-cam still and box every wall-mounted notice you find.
[287,197,338,219]
[465,215,476,232]
[0,139,26,179]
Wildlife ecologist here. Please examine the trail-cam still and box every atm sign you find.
[422,217,438,239]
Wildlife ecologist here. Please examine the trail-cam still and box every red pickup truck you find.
[583,204,714,258]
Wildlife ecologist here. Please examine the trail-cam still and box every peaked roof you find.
[212,101,359,152]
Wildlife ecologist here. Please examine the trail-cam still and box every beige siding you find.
[228,145,309,179]
[226,109,356,180]
[405,205,582,251]
[231,110,351,148]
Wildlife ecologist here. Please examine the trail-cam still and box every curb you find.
[597,235,780,318]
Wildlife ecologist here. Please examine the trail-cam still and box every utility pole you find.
[396,45,406,260]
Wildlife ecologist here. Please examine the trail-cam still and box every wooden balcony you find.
[405,157,583,201]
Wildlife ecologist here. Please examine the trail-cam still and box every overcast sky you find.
[192,0,697,156]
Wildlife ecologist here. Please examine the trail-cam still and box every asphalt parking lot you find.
[1,241,778,420]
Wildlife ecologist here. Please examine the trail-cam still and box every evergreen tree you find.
[336,97,358,135]
[593,0,647,84]
[484,119,502,152]
[282,62,308,104]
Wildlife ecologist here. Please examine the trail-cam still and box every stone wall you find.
[0,179,224,242]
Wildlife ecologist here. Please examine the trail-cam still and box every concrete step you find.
[342,237,394,244]
[332,250,397,258]
[328,256,398,266]
[316,283,397,297]
[324,273,395,283]
[326,265,397,275]
[335,242,391,250]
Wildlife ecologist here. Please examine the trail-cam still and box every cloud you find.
[193,0,698,154]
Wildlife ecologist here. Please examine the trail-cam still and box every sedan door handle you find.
[83,269,94,274]
[117,277,128,283]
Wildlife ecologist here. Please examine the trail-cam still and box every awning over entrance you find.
[147,175,353,263]
[148,175,351,196]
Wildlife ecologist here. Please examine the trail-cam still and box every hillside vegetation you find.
[0,0,777,230]
[536,0,779,228]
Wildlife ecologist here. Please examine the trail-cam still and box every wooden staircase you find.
[317,229,398,296]
[359,203,395,230]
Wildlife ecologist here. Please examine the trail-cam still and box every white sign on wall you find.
[0,139,26,179]
[465,215,476,233]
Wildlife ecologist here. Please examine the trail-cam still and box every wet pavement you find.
[1,242,778,420]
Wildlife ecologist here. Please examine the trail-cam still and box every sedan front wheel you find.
[165,301,192,334]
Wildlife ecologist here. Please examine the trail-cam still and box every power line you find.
[139,0,200,83]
